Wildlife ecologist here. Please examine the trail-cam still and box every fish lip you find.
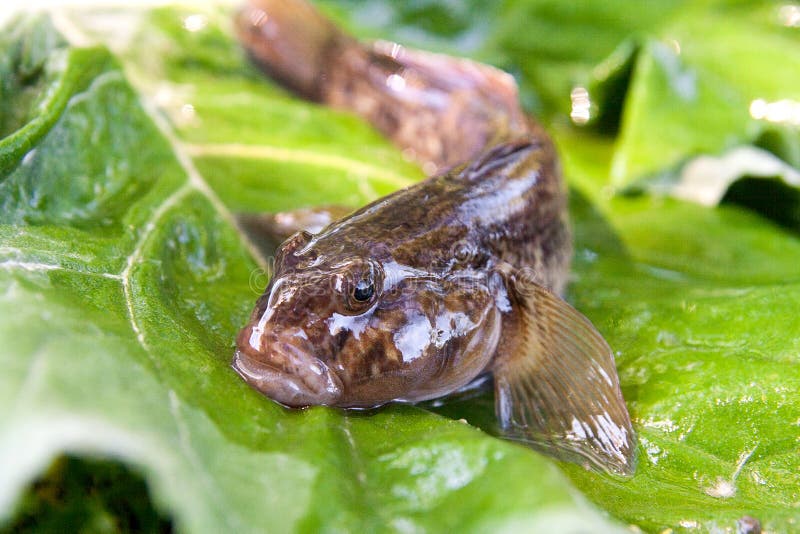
[232,334,343,408]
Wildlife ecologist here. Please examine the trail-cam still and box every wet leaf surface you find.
[1,2,799,533]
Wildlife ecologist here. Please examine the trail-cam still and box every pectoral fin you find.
[493,273,636,475]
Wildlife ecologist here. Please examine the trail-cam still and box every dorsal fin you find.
[461,140,537,182]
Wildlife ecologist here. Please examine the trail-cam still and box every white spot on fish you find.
[432,312,475,348]
[494,284,512,313]
[394,311,432,362]
[327,312,370,340]
[570,417,588,440]
[250,278,295,349]
[386,73,406,92]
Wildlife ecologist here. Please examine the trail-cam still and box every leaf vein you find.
[0,260,122,279]
[184,142,414,188]
[119,183,192,352]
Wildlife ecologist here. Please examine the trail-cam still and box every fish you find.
[233,0,636,475]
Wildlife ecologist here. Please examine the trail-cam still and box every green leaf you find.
[488,0,689,115]
[610,1,800,186]
[554,127,800,532]
[621,146,800,233]
[3,2,800,533]
[320,0,690,116]
[0,7,624,533]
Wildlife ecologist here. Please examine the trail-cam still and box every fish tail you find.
[236,0,531,174]
[235,0,354,101]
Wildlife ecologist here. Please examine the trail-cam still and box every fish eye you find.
[341,259,383,312]
[353,280,375,302]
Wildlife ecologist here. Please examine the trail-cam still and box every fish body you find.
[234,0,636,475]
[236,139,567,406]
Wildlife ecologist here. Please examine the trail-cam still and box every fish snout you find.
[233,324,343,407]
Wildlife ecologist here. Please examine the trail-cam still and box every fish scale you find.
[232,0,636,476]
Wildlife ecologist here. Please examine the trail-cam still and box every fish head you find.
[233,231,502,408]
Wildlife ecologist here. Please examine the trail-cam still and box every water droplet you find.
[570,86,591,125]
[183,14,208,33]
[704,477,736,498]
[181,103,196,120]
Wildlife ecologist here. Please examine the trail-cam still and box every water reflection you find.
[570,86,591,125]
[183,13,208,33]
[779,4,800,27]
[386,73,406,92]
[749,98,800,126]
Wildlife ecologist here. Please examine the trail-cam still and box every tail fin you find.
[236,0,530,174]
[235,0,351,100]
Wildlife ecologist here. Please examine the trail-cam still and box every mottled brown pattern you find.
[234,0,570,405]
[232,0,635,475]
[323,44,530,175]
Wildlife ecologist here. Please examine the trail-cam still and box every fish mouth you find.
[232,327,343,408]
